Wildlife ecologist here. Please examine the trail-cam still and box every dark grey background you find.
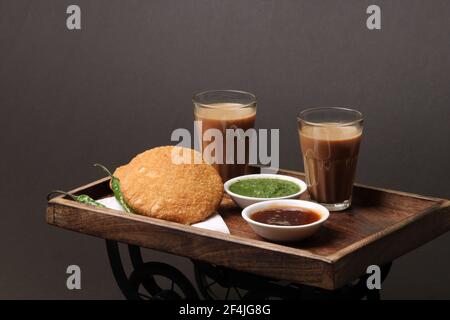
[1,0,449,299]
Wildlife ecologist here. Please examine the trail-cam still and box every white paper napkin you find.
[97,196,230,234]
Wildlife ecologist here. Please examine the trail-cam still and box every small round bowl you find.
[224,174,307,208]
[242,199,329,242]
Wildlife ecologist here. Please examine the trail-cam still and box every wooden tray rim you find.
[48,174,450,264]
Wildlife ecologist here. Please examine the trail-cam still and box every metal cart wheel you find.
[194,261,247,299]
[129,262,199,300]
[193,260,300,300]
[106,240,198,300]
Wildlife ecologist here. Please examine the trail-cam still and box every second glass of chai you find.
[298,107,363,211]
[193,90,257,182]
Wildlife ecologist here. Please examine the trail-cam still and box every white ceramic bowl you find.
[242,199,329,242]
[224,174,307,208]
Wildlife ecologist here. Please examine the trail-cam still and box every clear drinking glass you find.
[298,107,364,211]
[193,90,257,182]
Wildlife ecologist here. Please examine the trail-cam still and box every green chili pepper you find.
[94,163,134,214]
[47,190,106,208]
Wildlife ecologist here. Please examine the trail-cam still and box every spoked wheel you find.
[194,261,254,300]
[193,260,298,300]
[106,241,199,300]
[129,262,199,300]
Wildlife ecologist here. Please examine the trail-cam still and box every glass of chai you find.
[193,90,257,182]
[297,107,363,211]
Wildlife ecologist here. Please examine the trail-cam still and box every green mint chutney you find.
[229,178,300,198]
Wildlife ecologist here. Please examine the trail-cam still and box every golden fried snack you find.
[114,146,223,224]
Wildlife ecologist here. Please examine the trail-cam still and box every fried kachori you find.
[113,146,223,224]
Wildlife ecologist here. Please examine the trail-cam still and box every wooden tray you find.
[46,168,450,290]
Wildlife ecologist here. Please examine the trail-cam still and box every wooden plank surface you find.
[46,169,450,290]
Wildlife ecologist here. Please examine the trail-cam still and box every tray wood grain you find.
[46,168,450,290]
